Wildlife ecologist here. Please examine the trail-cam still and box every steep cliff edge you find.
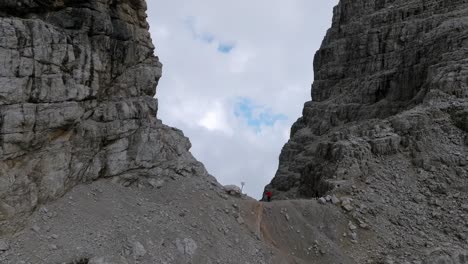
[0,0,207,235]
[267,0,468,261]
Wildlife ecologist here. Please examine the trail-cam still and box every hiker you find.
[265,191,272,202]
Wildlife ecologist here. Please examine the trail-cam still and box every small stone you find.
[176,238,198,256]
[331,195,340,205]
[284,213,290,222]
[325,195,332,202]
[413,194,425,204]
[237,216,245,225]
[148,179,164,189]
[348,222,357,230]
[359,222,369,229]
[318,197,327,204]
[343,204,354,212]
[341,198,352,206]
[462,204,468,211]
[49,244,58,250]
[31,224,41,233]
[133,241,146,259]
[0,240,9,251]
[223,185,242,197]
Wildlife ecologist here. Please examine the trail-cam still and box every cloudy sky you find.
[146,1,338,199]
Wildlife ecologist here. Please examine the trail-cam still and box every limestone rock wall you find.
[266,0,468,260]
[268,0,468,199]
[0,0,207,234]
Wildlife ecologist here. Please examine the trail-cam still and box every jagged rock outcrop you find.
[0,0,207,235]
[267,0,468,262]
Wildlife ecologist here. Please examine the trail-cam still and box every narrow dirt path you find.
[255,202,279,248]
[255,202,264,239]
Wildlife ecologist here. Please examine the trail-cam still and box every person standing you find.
[265,191,272,202]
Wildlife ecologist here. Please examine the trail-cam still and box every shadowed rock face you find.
[0,0,208,234]
[267,0,468,199]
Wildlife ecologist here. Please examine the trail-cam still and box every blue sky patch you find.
[218,43,235,53]
[234,97,287,132]
[184,17,235,53]
[200,33,215,43]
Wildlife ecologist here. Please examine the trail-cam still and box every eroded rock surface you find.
[267,0,468,262]
[0,0,207,235]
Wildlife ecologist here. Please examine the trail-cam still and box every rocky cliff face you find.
[0,0,207,235]
[269,0,468,199]
[267,0,468,261]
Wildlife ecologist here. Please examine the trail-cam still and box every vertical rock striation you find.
[0,0,207,234]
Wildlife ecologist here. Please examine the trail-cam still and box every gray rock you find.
[265,4,468,261]
[331,195,340,205]
[0,0,206,234]
[176,238,198,256]
[48,244,58,250]
[341,198,352,207]
[223,185,242,196]
[148,179,165,189]
[31,225,40,233]
[132,241,146,259]
[0,239,9,251]
[342,204,354,212]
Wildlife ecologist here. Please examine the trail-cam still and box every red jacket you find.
[266,191,272,198]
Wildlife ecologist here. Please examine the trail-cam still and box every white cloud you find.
[228,48,254,74]
[147,1,338,199]
[198,101,233,134]
[152,25,170,40]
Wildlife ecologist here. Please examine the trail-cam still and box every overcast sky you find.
[146,1,338,199]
